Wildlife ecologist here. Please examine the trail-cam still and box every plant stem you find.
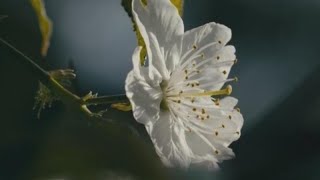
[0,38,50,84]
[0,37,130,115]
[84,94,129,105]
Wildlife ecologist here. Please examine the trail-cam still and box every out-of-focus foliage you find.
[121,0,184,65]
[0,15,8,21]
[33,82,59,118]
[30,0,52,57]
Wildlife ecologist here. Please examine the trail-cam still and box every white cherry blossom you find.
[125,0,244,170]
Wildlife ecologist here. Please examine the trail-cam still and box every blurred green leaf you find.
[30,0,52,57]
[121,0,184,65]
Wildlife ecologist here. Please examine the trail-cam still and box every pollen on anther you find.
[222,124,225,128]
[218,40,222,44]
[213,99,220,106]
[177,100,181,103]
[193,108,196,112]
[191,98,195,103]
[207,115,210,119]
[235,107,240,112]
[200,53,205,59]
[185,76,189,80]
[179,90,183,94]
[215,150,219,154]
[184,69,188,74]
[222,70,227,75]
[228,115,232,120]
[192,45,197,50]
[217,56,220,60]
[191,84,195,87]
[215,131,219,136]
[236,131,240,135]
[201,117,205,121]
[201,108,206,114]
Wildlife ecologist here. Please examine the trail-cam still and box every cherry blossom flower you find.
[125,0,243,170]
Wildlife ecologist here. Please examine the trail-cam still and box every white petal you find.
[147,112,192,168]
[148,32,170,80]
[125,71,162,124]
[219,96,238,110]
[132,0,184,47]
[132,0,183,76]
[180,22,231,63]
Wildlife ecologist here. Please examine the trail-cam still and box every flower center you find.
[160,80,170,110]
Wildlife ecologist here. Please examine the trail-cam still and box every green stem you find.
[84,94,129,105]
[0,37,130,115]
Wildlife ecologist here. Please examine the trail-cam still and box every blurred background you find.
[0,0,320,179]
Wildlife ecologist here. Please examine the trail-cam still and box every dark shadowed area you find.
[0,0,319,179]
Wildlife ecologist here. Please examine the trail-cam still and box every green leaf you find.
[30,0,53,57]
[121,0,184,65]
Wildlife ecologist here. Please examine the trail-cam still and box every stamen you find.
[168,85,232,97]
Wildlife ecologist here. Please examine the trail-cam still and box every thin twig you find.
[0,38,50,83]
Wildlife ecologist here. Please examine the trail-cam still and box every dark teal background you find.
[0,0,320,179]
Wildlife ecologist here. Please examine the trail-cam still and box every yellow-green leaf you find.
[30,0,52,57]
[121,0,184,65]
